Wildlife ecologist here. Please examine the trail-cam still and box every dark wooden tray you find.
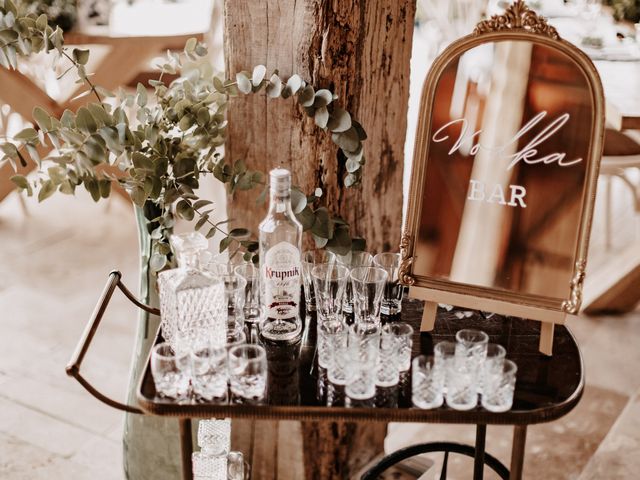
[137,298,584,425]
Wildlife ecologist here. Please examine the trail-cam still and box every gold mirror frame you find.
[400,1,605,351]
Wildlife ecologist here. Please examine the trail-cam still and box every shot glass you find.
[433,341,456,391]
[150,342,191,399]
[348,322,381,361]
[376,332,400,387]
[345,343,378,401]
[373,252,404,315]
[481,359,517,412]
[197,418,231,455]
[327,339,350,386]
[192,451,227,479]
[445,361,478,410]
[228,344,267,403]
[455,329,489,374]
[227,451,247,480]
[317,319,348,369]
[349,266,387,325]
[382,322,414,371]
[192,346,228,402]
[412,355,444,409]
[302,250,337,312]
[311,264,349,322]
[336,251,373,314]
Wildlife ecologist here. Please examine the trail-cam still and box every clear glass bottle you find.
[158,232,226,351]
[259,168,303,342]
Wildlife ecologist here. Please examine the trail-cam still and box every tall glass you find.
[349,266,387,325]
[221,274,247,346]
[373,252,403,315]
[336,251,373,315]
[234,263,262,343]
[302,250,337,312]
[311,264,349,322]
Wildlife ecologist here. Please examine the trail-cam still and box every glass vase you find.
[122,203,183,479]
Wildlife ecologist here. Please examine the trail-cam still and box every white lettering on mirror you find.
[432,111,582,170]
[467,180,527,208]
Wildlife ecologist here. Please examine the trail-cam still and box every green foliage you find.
[604,0,640,23]
[0,1,368,270]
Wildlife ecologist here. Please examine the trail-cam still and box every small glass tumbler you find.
[445,362,478,411]
[197,418,231,455]
[345,344,378,400]
[192,451,227,479]
[302,250,337,312]
[376,332,400,387]
[382,322,414,371]
[349,266,388,325]
[317,319,348,369]
[311,264,349,322]
[192,347,228,402]
[227,451,247,480]
[337,251,373,314]
[228,344,267,403]
[481,359,517,412]
[455,329,489,374]
[373,252,404,315]
[412,355,444,409]
[150,342,191,399]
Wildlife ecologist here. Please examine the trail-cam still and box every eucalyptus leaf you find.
[38,179,55,202]
[290,187,307,214]
[72,48,89,65]
[236,72,252,94]
[265,73,282,98]
[33,106,53,131]
[313,89,333,108]
[298,85,315,107]
[286,74,303,95]
[326,107,352,133]
[252,64,266,86]
[314,106,329,129]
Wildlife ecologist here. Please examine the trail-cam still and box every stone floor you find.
[0,191,639,479]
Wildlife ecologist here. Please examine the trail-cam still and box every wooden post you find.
[223,1,416,478]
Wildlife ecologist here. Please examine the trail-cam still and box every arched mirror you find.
[400,1,605,354]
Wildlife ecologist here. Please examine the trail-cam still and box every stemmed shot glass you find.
[234,263,262,343]
[302,250,336,312]
[373,252,404,315]
[337,251,373,315]
[311,264,349,322]
[349,266,387,325]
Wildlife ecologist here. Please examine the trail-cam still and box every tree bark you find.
[224,1,415,478]
[223,0,415,252]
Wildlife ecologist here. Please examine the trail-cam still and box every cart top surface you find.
[137,298,583,425]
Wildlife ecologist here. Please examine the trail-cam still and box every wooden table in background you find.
[0,30,204,203]
[597,60,640,131]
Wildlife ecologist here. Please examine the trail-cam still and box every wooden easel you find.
[409,286,569,355]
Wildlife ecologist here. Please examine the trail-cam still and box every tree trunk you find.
[223,0,415,252]
[223,1,415,478]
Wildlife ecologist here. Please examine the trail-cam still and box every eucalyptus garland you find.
[0,0,367,270]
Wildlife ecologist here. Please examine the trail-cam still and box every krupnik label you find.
[263,241,301,319]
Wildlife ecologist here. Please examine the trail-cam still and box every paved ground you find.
[0,191,638,479]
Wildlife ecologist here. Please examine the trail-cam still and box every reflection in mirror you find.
[414,40,593,300]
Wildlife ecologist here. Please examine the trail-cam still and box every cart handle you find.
[65,270,160,414]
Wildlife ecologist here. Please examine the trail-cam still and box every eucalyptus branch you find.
[1,0,368,270]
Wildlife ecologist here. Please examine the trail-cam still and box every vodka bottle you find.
[259,168,303,342]
[158,232,226,351]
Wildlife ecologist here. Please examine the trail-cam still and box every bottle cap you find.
[270,168,291,195]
